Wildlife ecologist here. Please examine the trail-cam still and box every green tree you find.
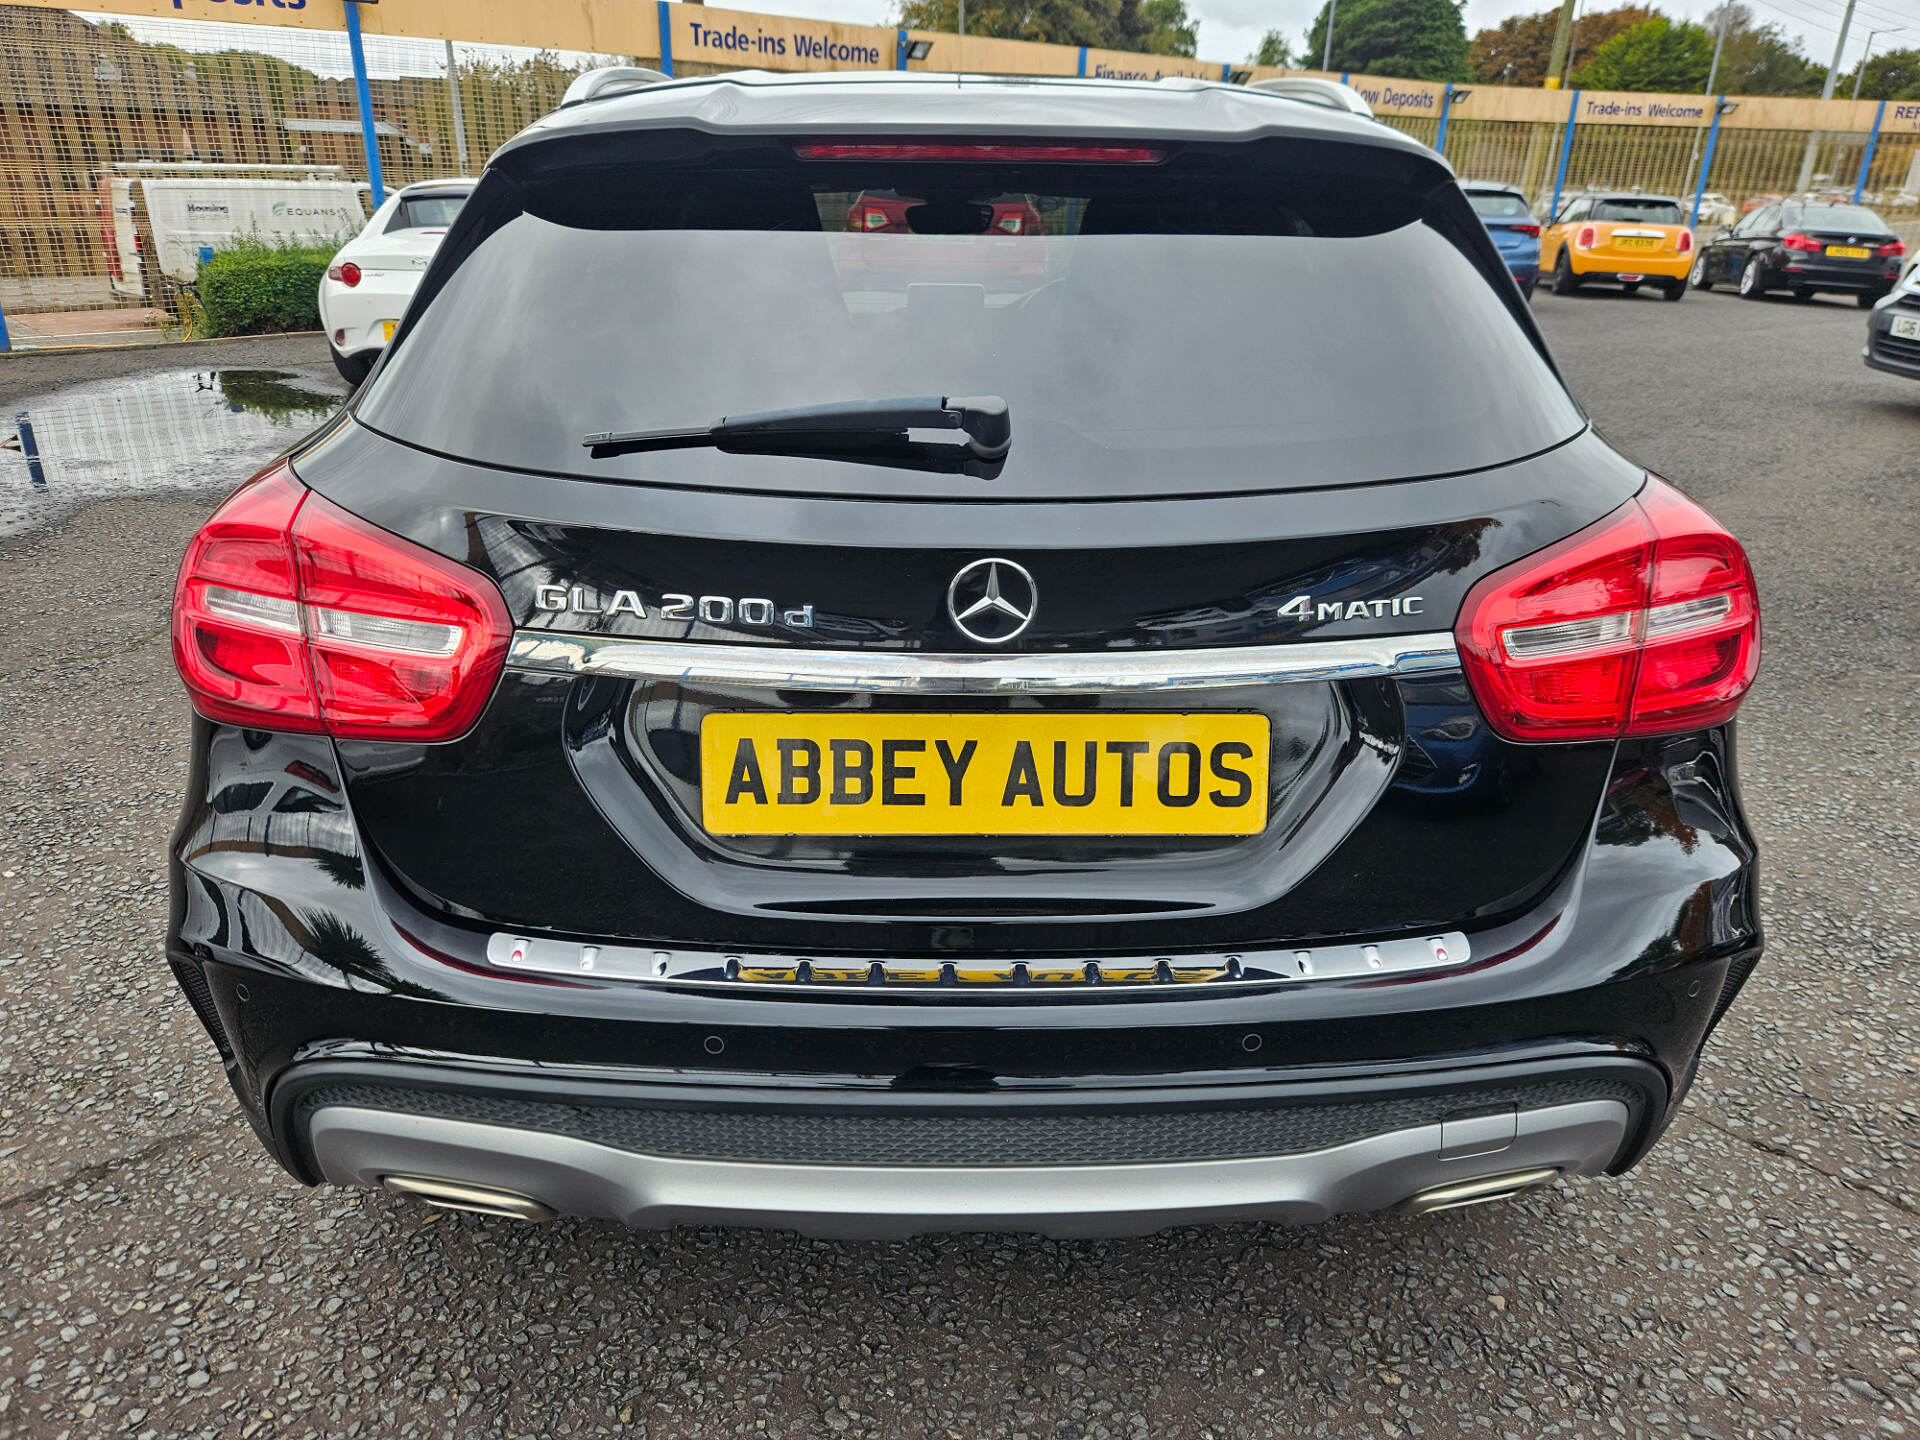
[1704,3,1820,95]
[1847,46,1920,100]
[896,0,1197,54]
[1571,16,1713,91]
[1302,0,1469,80]
[1141,0,1198,56]
[1468,5,1653,86]
[1253,29,1292,66]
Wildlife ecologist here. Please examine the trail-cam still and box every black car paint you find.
[172,698,1757,1185]
[292,421,1643,949]
[164,76,1763,1208]
[1698,204,1900,298]
[169,419,1762,1186]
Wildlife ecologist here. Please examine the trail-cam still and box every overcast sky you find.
[88,0,1920,86]
[741,0,1910,76]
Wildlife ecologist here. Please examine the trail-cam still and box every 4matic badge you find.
[1274,592,1426,624]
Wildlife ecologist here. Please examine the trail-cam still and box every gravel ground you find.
[1,299,1917,1440]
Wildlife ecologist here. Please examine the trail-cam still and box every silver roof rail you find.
[1245,77,1374,118]
[560,66,672,108]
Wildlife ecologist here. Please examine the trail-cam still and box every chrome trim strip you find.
[483,931,1472,990]
[308,1100,1629,1238]
[506,631,1461,695]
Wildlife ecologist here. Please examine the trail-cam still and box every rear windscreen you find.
[1592,199,1683,224]
[356,138,1583,498]
[389,194,466,231]
[1467,191,1531,219]
[1796,204,1887,232]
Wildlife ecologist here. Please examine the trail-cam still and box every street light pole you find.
[1321,0,1337,71]
[1705,2,1731,96]
[1682,3,1734,198]
[444,39,468,174]
[1798,0,1860,192]
[1853,29,1899,99]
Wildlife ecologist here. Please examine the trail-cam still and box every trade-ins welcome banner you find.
[5,0,1898,132]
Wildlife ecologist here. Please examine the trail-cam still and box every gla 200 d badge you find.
[534,584,815,628]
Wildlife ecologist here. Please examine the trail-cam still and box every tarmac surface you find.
[1,289,1917,1439]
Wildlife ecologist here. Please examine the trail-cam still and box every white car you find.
[1694,192,1737,229]
[318,178,474,384]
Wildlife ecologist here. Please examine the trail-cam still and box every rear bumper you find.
[316,270,415,357]
[1573,254,1689,281]
[168,715,1762,1232]
[1779,262,1895,292]
[292,1057,1647,1237]
[172,917,1754,1233]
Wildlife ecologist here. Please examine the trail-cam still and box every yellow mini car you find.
[1541,193,1693,300]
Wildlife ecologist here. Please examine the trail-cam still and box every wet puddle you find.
[0,368,348,539]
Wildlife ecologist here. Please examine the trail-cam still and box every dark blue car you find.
[1466,182,1540,298]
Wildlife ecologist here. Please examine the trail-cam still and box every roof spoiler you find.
[560,66,672,108]
[1245,77,1374,118]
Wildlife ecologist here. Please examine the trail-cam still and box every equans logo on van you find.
[272,201,353,218]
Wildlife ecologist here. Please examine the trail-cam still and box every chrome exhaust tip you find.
[1400,1166,1562,1216]
[382,1173,555,1222]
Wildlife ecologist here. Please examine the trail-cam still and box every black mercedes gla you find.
[166,69,1763,1237]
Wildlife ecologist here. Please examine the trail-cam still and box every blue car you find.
[1465,182,1540,298]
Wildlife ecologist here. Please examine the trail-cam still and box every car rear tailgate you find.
[292,419,1642,957]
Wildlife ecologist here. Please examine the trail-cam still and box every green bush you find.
[194,236,336,337]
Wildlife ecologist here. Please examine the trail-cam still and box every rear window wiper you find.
[582,395,1010,477]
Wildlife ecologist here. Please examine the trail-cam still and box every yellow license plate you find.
[1614,236,1660,249]
[701,712,1270,836]
[1827,245,1871,259]
[381,321,397,342]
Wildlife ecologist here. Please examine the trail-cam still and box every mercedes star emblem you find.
[947,558,1037,645]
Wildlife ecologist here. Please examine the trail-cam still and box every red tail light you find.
[172,464,511,741]
[1781,233,1821,252]
[1677,229,1693,253]
[1575,225,1596,249]
[795,141,1165,163]
[1878,240,1905,257]
[1513,223,1541,238]
[1454,478,1760,742]
[328,261,362,286]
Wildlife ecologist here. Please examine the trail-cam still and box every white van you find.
[99,164,376,306]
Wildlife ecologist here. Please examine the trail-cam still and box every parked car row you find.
[1467,183,1907,309]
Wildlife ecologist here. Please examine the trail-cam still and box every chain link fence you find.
[0,6,630,343]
